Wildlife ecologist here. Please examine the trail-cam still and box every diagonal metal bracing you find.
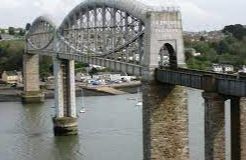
[26,4,145,69]
[26,17,56,53]
[56,6,145,63]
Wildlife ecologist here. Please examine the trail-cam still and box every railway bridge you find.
[23,0,246,159]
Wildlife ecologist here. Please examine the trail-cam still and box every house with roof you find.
[212,64,223,73]
[212,64,235,73]
[1,71,22,84]
[0,34,15,41]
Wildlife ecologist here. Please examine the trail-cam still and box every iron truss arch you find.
[57,1,147,64]
[26,16,56,54]
[25,0,181,67]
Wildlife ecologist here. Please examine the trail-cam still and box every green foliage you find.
[99,67,112,72]
[0,40,53,78]
[191,41,210,54]
[0,40,24,74]
[0,29,5,34]
[39,56,53,78]
[200,36,205,41]
[89,67,98,77]
[25,23,31,31]
[74,62,90,73]
[222,24,246,40]
[8,27,15,35]
[184,49,193,61]
[216,40,229,54]
[75,62,89,68]
[185,27,246,70]
[18,29,26,36]
[186,56,212,70]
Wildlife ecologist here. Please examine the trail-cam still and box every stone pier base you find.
[53,117,78,136]
[142,81,189,160]
[21,91,44,103]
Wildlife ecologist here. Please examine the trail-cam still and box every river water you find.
[0,89,230,160]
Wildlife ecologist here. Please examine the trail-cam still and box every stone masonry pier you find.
[142,81,189,160]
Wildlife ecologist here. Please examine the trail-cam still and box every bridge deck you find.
[156,68,246,97]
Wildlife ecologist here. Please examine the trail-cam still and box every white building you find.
[243,65,246,73]
[1,71,22,84]
[239,65,246,73]
[224,65,234,73]
[0,34,15,41]
[109,74,122,81]
[212,64,234,73]
[193,52,201,56]
[212,64,223,73]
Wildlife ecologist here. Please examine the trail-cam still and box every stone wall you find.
[240,97,246,159]
[23,54,40,93]
[142,81,189,160]
[202,92,225,160]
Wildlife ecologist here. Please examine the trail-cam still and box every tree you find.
[8,27,15,35]
[0,40,24,74]
[89,67,98,78]
[39,56,53,78]
[18,28,26,36]
[0,29,5,34]
[193,41,210,54]
[25,23,31,31]
[222,24,246,40]
[200,36,206,41]
[184,48,194,61]
[216,40,229,54]
[206,48,218,62]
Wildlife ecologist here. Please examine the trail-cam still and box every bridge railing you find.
[156,68,246,97]
[217,78,246,97]
[156,69,203,89]
[176,67,246,80]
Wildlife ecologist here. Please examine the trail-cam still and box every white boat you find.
[135,87,142,106]
[135,101,143,106]
[80,108,86,113]
[127,97,136,100]
[79,89,86,114]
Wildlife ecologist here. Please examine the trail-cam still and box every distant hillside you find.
[0,40,52,78]
[184,24,246,70]
[0,40,24,75]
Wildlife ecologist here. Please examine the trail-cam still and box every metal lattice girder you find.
[26,0,181,65]
[58,5,145,63]
[26,16,56,53]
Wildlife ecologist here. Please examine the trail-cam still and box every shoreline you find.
[0,82,141,102]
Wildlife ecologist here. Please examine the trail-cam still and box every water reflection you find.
[0,90,231,160]
[53,135,84,160]
[0,94,143,160]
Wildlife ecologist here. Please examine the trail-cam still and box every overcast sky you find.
[0,0,245,31]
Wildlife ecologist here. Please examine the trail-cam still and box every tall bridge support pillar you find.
[142,81,189,160]
[141,9,188,159]
[52,58,78,136]
[22,53,44,103]
[202,92,225,160]
[239,97,246,159]
[230,96,241,160]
